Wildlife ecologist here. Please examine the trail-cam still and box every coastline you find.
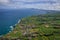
[0,13,60,40]
[9,19,21,33]
[0,19,21,37]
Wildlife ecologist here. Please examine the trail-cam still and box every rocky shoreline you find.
[0,19,21,37]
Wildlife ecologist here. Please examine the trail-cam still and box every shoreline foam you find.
[9,19,21,32]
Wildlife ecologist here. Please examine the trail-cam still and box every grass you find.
[2,13,60,40]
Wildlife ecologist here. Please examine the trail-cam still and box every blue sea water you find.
[0,9,47,35]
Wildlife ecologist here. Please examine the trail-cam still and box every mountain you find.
[2,10,60,40]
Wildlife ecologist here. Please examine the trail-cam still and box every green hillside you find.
[1,13,60,40]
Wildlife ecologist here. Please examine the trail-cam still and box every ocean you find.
[0,9,47,35]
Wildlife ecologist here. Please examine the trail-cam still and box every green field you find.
[1,13,60,40]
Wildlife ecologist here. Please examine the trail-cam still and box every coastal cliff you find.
[1,13,60,40]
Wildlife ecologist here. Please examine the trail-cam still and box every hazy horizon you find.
[0,0,60,10]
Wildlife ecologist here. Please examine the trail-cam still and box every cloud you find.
[0,0,10,4]
[0,0,60,10]
[0,0,8,3]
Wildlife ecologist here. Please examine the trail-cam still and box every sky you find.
[0,0,60,10]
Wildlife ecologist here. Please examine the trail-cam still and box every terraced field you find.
[1,13,60,40]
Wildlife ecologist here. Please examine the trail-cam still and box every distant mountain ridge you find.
[0,8,60,14]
